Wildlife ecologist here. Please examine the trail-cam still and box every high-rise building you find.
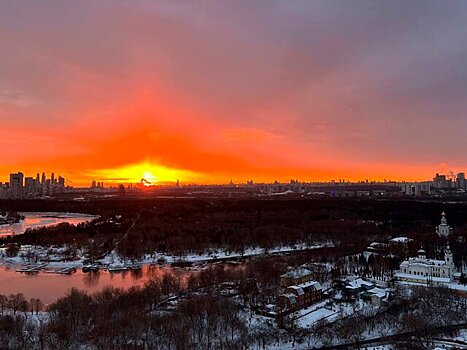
[41,172,46,184]
[9,172,24,199]
[58,176,65,187]
[400,182,431,196]
[44,179,51,196]
[457,173,466,189]
[24,177,34,189]
[118,184,125,197]
[24,177,40,197]
[433,173,451,188]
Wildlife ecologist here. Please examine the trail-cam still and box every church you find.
[436,212,452,237]
[395,212,456,284]
[395,245,455,284]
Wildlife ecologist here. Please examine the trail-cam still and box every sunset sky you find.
[1,1,467,186]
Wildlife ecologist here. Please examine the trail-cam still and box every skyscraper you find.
[24,177,38,197]
[457,173,466,189]
[9,172,24,199]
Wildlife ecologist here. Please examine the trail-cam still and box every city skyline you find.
[2,1,467,185]
[1,168,467,189]
[1,2,467,347]
[3,166,466,187]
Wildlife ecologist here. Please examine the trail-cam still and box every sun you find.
[142,171,158,185]
[89,161,203,185]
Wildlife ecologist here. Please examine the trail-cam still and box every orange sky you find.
[1,2,467,186]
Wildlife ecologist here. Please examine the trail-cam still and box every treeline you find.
[301,286,467,348]
[0,262,282,350]
[0,293,43,315]
[0,253,315,349]
[3,198,467,261]
[1,271,467,349]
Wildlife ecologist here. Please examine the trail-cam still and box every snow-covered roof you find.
[287,280,323,295]
[288,286,305,296]
[369,242,387,248]
[345,278,374,290]
[281,267,312,279]
[367,287,388,299]
[280,293,297,304]
[390,237,413,243]
[297,280,322,290]
[401,257,448,267]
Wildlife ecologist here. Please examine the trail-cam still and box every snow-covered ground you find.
[0,241,334,270]
[398,280,467,293]
[296,306,337,328]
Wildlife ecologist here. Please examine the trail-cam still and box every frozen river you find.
[0,211,193,304]
[0,264,194,304]
[0,212,99,236]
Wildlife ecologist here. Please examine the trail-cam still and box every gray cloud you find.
[1,0,467,172]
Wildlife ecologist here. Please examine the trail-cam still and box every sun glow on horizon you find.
[89,161,202,185]
[142,171,157,185]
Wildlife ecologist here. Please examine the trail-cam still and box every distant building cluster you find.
[433,172,466,189]
[401,172,467,197]
[0,172,67,199]
[235,171,467,198]
[91,180,105,189]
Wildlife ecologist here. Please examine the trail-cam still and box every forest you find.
[2,198,467,264]
[1,262,466,349]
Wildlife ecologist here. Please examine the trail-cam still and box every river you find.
[0,264,194,304]
[0,212,99,236]
[0,211,233,304]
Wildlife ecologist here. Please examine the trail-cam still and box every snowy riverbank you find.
[0,241,334,271]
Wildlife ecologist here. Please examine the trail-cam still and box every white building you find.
[436,212,452,237]
[400,182,431,196]
[395,245,455,284]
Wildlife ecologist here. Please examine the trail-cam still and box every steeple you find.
[444,243,453,265]
[417,246,426,259]
[441,211,447,225]
[436,211,452,237]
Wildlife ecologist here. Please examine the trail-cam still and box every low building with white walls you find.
[395,245,455,284]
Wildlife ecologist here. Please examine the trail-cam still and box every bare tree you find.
[8,293,27,315]
[0,295,7,315]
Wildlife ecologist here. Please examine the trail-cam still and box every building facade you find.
[396,245,455,284]
[9,172,24,199]
[280,267,314,287]
[436,212,452,237]
[276,280,323,311]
